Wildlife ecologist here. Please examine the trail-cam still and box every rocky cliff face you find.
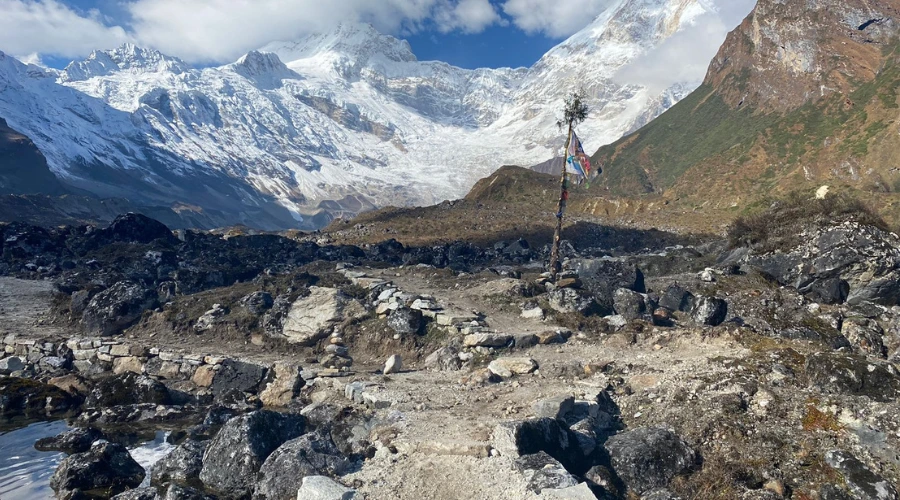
[590,0,900,229]
[0,118,66,196]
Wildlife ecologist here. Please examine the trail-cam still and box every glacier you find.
[0,0,727,229]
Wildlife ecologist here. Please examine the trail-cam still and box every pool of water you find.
[0,421,176,499]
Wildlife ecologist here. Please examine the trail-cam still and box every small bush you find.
[727,190,889,251]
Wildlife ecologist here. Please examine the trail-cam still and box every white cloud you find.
[613,0,756,93]
[433,0,503,34]
[0,0,130,58]
[501,0,615,38]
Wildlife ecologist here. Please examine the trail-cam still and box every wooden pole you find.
[549,122,572,282]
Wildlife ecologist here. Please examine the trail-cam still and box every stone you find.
[164,484,215,500]
[424,346,463,371]
[191,365,217,388]
[514,452,578,494]
[324,344,349,356]
[805,353,900,402]
[536,331,567,345]
[613,288,647,321]
[259,362,305,407]
[540,483,598,499]
[383,354,402,375]
[488,357,538,378]
[85,372,171,408]
[604,428,697,495]
[699,268,716,282]
[387,307,423,335]
[199,410,306,498]
[111,486,160,500]
[521,307,545,320]
[825,450,899,500]
[567,259,645,314]
[411,298,441,311]
[81,281,158,336]
[842,318,886,357]
[109,344,133,357]
[280,287,367,346]
[208,359,268,397]
[35,427,105,454]
[320,354,353,369]
[532,396,575,420]
[0,356,25,374]
[194,304,228,332]
[492,418,583,473]
[548,288,597,315]
[643,489,684,500]
[49,374,90,396]
[296,476,357,500]
[658,284,694,312]
[241,291,275,315]
[464,333,512,348]
[254,431,351,500]
[151,439,207,488]
[50,442,146,497]
[113,356,145,375]
[690,296,728,326]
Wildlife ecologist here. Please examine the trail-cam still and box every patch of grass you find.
[726,190,889,251]
[801,404,842,432]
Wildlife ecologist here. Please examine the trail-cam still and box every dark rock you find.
[254,431,351,500]
[104,213,177,245]
[690,296,728,326]
[151,439,207,488]
[111,486,160,500]
[0,377,79,416]
[423,346,463,371]
[643,489,685,500]
[805,353,900,402]
[0,356,25,374]
[567,259,645,314]
[824,450,899,500]
[493,418,587,474]
[35,427,105,454]
[819,484,854,500]
[163,484,216,500]
[613,288,647,321]
[387,307,423,335]
[658,284,694,312]
[514,451,578,494]
[208,359,268,398]
[548,288,598,315]
[81,280,158,336]
[199,410,306,499]
[50,442,146,497]
[841,318,887,357]
[605,428,697,495]
[806,277,851,305]
[240,291,274,315]
[86,372,171,408]
[585,465,621,498]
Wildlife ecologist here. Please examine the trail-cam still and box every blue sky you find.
[0,0,597,69]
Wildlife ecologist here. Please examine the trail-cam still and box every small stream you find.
[0,420,175,500]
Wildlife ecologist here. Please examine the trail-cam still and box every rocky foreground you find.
[0,207,899,500]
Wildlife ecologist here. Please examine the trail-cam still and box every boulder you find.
[0,355,24,374]
[259,362,304,407]
[548,288,597,315]
[85,372,171,408]
[567,259,645,314]
[209,359,268,398]
[241,291,274,315]
[151,439,207,488]
[605,428,697,495]
[387,307,423,335]
[488,357,538,378]
[296,476,357,500]
[463,333,512,348]
[35,427,105,454]
[0,377,79,416]
[492,418,585,473]
[805,353,900,402]
[81,281,158,336]
[825,450,899,500]
[194,304,228,332]
[383,355,402,375]
[424,346,463,371]
[199,410,306,499]
[280,287,367,345]
[532,396,575,420]
[841,318,886,357]
[111,487,160,500]
[164,484,215,500]
[514,452,579,494]
[50,442,146,497]
[658,284,694,312]
[613,288,647,321]
[540,482,599,499]
[254,431,351,500]
[691,296,728,326]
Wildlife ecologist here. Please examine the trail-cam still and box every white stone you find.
[699,268,716,282]
[377,288,397,302]
[282,287,367,346]
[488,357,538,378]
[297,476,357,500]
[383,354,402,375]
[520,307,545,320]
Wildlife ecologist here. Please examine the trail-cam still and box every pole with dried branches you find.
[549,90,589,282]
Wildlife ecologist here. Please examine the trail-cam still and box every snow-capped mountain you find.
[0,0,726,229]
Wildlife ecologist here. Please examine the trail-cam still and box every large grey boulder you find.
[199,410,306,499]
[567,259,645,314]
[151,439,207,488]
[604,428,697,495]
[613,288,647,321]
[253,431,350,500]
[81,281,158,336]
[548,288,597,315]
[690,296,728,326]
[387,307,423,335]
[50,442,146,497]
[514,452,578,494]
[279,287,367,345]
[805,353,900,402]
[208,359,268,398]
[85,372,171,408]
[35,427,105,454]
